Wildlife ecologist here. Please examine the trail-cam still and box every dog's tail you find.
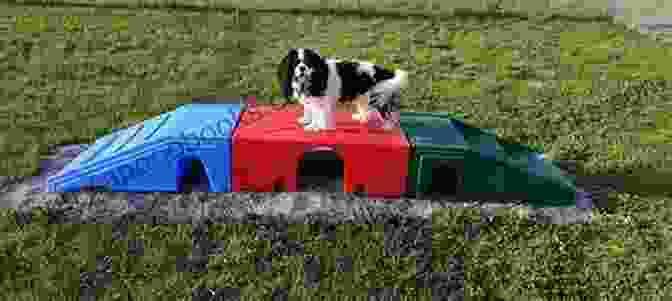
[370,69,407,100]
[368,69,407,124]
[376,69,408,92]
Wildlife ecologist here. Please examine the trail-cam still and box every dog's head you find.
[277,48,329,105]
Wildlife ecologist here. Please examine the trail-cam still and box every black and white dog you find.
[277,48,408,130]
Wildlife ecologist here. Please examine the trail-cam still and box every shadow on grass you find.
[577,168,672,197]
[567,167,672,215]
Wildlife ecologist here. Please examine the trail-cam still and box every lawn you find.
[0,209,443,300]
[0,0,671,299]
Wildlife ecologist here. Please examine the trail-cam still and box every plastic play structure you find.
[47,96,590,208]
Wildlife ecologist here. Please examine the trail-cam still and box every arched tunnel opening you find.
[297,150,344,193]
[178,157,211,193]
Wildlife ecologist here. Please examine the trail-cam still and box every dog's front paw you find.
[299,117,315,126]
[303,123,320,131]
[353,113,369,124]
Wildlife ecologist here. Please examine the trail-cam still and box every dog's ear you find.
[305,49,330,95]
[277,49,295,104]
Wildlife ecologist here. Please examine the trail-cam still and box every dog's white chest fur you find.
[323,59,342,97]
[298,60,343,131]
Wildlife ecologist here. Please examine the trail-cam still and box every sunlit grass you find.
[558,79,593,97]
[431,78,482,98]
[607,47,672,81]
[638,110,672,145]
[1,2,672,299]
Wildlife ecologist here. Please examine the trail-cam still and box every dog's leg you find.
[382,111,400,130]
[307,105,322,131]
[380,92,402,130]
[303,98,322,131]
[352,94,369,123]
[358,95,370,123]
[298,97,312,125]
[305,97,336,131]
[323,97,336,129]
[299,108,312,125]
[351,95,362,121]
[297,96,306,124]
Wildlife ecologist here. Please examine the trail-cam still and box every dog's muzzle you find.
[294,77,310,90]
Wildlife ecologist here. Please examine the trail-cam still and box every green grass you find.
[1,201,670,299]
[1,1,672,299]
[1,0,617,19]
[461,203,672,299]
[0,209,441,300]
[7,0,672,40]
[1,3,670,179]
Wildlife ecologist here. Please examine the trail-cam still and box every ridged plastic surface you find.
[47,103,243,192]
[399,111,577,207]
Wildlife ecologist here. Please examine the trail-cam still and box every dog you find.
[277,48,408,130]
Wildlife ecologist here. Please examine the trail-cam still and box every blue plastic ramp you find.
[47,103,244,192]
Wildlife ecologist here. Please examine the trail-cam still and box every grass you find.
[0,209,441,300]
[6,3,669,179]
[1,201,670,299]
[0,0,618,19]
[0,0,671,299]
